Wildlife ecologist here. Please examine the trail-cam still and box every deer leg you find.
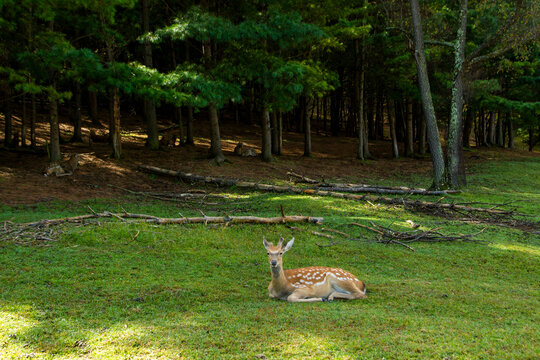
[327,291,366,300]
[287,290,323,303]
[328,282,367,301]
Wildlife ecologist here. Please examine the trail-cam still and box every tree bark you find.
[303,97,312,157]
[71,82,83,142]
[375,90,384,140]
[3,91,13,146]
[141,0,159,150]
[278,112,283,155]
[462,106,473,148]
[355,38,364,160]
[109,87,122,159]
[49,91,61,162]
[487,111,496,145]
[405,100,414,156]
[184,40,194,145]
[30,93,37,147]
[261,109,273,162]
[208,102,225,164]
[21,94,27,146]
[496,110,504,146]
[388,98,399,159]
[88,90,100,126]
[445,0,468,188]
[506,112,514,148]
[410,0,446,188]
[271,111,279,154]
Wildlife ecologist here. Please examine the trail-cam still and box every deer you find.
[263,236,367,302]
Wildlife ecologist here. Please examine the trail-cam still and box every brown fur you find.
[234,142,257,157]
[44,154,81,177]
[264,237,366,302]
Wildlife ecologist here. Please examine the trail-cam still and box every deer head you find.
[263,236,294,271]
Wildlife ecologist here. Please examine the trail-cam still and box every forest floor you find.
[1,111,538,205]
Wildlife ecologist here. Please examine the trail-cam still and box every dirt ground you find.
[1,110,537,205]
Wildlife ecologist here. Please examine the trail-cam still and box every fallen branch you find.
[138,165,509,218]
[351,221,486,250]
[1,211,323,244]
[287,226,334,239]
[287,171,319,184]
[9,211,323,229]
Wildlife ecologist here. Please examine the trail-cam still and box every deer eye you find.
[267,252,269,255]
[279,252,283,255]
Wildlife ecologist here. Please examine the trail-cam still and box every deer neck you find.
[271,264,290,290]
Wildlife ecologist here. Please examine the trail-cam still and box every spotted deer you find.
[264,237,367,302]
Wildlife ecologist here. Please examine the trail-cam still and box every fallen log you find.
[286,171,460,195]
[138,165,514,217]
[313,186,454,196]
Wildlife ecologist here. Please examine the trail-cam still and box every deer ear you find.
[282,237,295,252]
[263,237,273,249]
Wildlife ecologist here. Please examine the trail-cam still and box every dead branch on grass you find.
[351,221,486,251]
[1,210,324,245]
[286,226,334,239]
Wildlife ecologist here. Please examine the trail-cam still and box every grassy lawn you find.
[1,157,539,359]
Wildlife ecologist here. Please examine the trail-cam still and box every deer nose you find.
[271,260,277,267]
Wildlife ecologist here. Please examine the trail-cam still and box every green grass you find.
[1,156,539,359]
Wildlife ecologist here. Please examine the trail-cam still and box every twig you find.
[321,228,351,238]
[287,226,334,239]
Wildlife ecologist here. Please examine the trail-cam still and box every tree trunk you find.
[31,93,37,147]
[330,92,340,136]
[88,90,100,126]
[208,102,225,164]
[410,0,446,188]
[375,90,384,140]
[271,111,279,154]
[355,38,364,160]
[169,39,184,145]
[261,109,273,162]
[445,0,468,188]
[487,111,496,145]
[303,97,312,157]
[366,94,374,139]
[21,94,27,146]
[109,88,122,159]
[141,0,159,150]
[388,98,399,159]
[462,105,473,147]
[4,92,13,146]
[278,112,283,155]
[506,112,514,148]
[184,40,194,145]
[496,110,504,146]
[405,100,414,156]
[49,93,61,162]
[71,82,83,142]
